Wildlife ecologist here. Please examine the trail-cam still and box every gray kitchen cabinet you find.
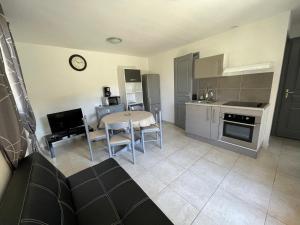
[186,104,221,140]
[185,104,211,139]
[194,54,224,78]
[210,106,221,140]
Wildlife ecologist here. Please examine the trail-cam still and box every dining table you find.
[99,110,156,154]
[99,110,156,128]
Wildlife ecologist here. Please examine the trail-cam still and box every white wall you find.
[148,11,290,145]
[16,43,148,141]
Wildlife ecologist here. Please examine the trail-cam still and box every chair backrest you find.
[128,104,144,111]
[105,120,134,143]
[82,115,90,139]
[155,110,162,126]
[95,104,125,128]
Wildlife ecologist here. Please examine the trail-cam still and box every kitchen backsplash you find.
[193,72,273,103]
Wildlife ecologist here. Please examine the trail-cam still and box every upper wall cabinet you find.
[222,63,273,76]
[194,54,224,78]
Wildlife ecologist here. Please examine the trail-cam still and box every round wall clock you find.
[69,54,87,71]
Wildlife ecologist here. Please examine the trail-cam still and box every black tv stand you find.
[45,125,93,158]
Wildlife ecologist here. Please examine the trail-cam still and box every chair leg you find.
[160,129,163,149]
[112,146,116,156]
[87,140,94,161]
[108,144,113,158]
[141,131,145,153]
[131,142,135,164]
[156,132,159,145]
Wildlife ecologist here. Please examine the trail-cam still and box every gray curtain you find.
[0,13,38,168]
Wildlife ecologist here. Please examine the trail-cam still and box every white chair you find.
[83,115,106,161]
[140,111,163,152]
[105,120,136,164]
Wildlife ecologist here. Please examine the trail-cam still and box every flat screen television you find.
[47,108,83,134]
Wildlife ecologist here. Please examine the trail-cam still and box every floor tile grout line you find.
[263,139,286,225]
[151,152,199,224]
[189,153,241,225]
[152,144,214,207]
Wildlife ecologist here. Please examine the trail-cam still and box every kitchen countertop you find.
[185,101,270,111]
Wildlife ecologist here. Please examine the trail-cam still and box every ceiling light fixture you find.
[106,37,122,44]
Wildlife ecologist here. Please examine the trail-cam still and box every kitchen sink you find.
[192,100,216,104]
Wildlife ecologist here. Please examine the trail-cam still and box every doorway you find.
[174,53,199,129]
[272,37,300,140]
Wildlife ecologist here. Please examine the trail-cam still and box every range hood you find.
[223,63,273,76]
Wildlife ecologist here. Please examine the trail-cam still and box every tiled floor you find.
[42,123,300,225]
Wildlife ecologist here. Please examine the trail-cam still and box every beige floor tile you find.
[186,140,213,150]
[134,171,166,198]
[265,215,286,225]
[149,143,180,157]
[121,162,147,178]
[150,159,186,185]
[169,171,218,210]
[136,150,165,169]
[232,152,277,185]
[269,190,300,225]
[282,139,300,152]
[273,172,300,198]
[191,213,218,225]
[189,158,229,184]
[220,171,272,212]
[278,154,300,179]
[281,147,300,161]
[264,137,284,155]
[168,136,191,149]
[184,141,212,157]
[192,189,266,225]
[204,147,239,169]
[168,148,203,169]
[154,187,199,225]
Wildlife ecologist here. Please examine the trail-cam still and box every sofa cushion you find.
[68,158,173,225]
[0,152,77,225]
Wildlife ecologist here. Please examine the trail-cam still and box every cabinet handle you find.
[212,109,215,123]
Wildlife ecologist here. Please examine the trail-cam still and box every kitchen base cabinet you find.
[185,104,211,139]
[186,103,220,140]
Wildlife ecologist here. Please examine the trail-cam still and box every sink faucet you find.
[204,88,216,102]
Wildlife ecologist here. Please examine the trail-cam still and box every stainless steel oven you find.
[219,113,261,150]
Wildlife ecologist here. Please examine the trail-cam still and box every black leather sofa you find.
[0,152,173,225]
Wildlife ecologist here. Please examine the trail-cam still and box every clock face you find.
[69,54,87,71]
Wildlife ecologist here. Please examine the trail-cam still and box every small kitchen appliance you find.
[103,86,111,97]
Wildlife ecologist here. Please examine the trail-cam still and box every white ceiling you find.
[1,0,300,56]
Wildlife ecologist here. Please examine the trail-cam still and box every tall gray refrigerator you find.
[142,74,161,116]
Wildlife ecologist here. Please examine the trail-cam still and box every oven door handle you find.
[222,119,257,127]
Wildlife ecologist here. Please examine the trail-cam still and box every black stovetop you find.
[223,101,267,108]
